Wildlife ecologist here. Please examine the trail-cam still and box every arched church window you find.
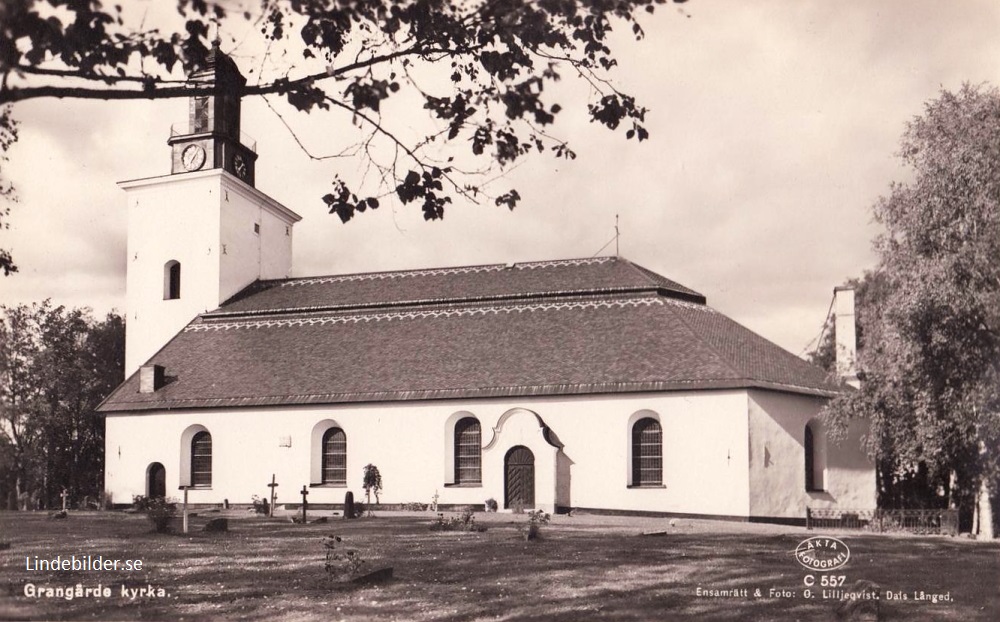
[454,417,482,484]
[631,418,662,486]
[191,431,212,488]
[322,428,347,485]
[805,423,825,492]
[164,260,181,300]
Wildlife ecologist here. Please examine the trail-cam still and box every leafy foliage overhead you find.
[0,0,691,273]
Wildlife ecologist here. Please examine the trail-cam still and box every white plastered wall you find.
[105,390,754,517]
[747,390,876,519]
[218,175,296,302]
[120,170,298,377]
[122,173,223,377]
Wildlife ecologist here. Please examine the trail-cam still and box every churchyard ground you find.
[1,510,997,621]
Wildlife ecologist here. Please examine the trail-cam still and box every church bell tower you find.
[120,44,301,377]
[168,43,258,186]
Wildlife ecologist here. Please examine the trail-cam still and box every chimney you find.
[833,286,860,388]
[139,364,166,393]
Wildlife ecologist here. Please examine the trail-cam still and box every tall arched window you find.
[454,417,482,484]
[631,418,662,486]
[191,431,212,487]
[164,260,181,300]
[805,423,824,491]
[322,428,347,485]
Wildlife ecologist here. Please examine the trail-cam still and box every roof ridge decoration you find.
[188,295,703,332]
[280,256,615,287]
[206,286,670,319]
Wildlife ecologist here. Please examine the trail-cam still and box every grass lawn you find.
[1,509,997,621]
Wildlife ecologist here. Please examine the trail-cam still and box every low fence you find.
[806,507,959,536]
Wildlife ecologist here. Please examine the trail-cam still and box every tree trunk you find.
[949,466,977,533]
[973,480,995,539]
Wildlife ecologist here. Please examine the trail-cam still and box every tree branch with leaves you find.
[0,0,690,274]
[821,84,1000,531]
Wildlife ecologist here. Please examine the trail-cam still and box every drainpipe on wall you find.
[833,286,860,389]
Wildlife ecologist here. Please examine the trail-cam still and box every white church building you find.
[99,47,875,523]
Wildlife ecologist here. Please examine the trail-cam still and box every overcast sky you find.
[2,0,1000,356]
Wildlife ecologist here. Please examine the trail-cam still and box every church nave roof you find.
[98,257,844,413]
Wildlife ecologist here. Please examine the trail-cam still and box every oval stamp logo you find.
[794,536,850,572]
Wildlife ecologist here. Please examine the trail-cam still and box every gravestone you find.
[300,485,309,524]
[60,489,69,511]
[344,491,355,520]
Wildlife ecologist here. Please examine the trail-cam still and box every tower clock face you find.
[233,153,248,180]
[181,144,206,171]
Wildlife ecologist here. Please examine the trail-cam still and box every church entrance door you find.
[504,446,534,510]
[146,463,166,499]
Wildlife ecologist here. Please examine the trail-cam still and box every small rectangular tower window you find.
[193,96,210,133]
[254,223,260,235]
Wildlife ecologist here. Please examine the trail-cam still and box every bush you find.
[520,509,550,541]
[403,502,427,511]
[362,464,382,504]
[484,498,498,512]
[322,535,366,580]
[131,495,151,512]
[353,501,367,518]
[145,497,177,533]
[430,509,487,533]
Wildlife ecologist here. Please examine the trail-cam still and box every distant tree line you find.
[0,302,124,510]
[815,85,1000,534]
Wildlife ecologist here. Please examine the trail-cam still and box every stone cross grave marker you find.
[60,489,69,511]
[300,485,309,524]
[267,474,278,518]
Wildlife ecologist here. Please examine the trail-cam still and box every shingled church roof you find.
[98,257,843,413]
